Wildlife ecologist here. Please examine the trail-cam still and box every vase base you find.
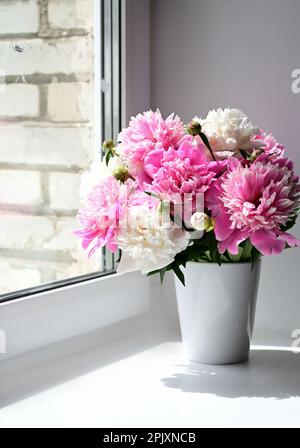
[186,354,250,366]
[175,261,261,368]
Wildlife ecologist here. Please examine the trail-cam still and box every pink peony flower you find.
[206,156,300,256]
[253,131,286,158]
[117,109,186,183]
[75,176,131,255]
[144,138,227,211]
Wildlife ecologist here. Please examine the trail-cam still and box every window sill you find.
[0,318,299,427]
[0,271,152,361]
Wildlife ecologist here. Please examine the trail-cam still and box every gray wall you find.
[151,0,300,340]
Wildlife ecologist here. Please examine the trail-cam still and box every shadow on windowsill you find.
[161,349,300,400]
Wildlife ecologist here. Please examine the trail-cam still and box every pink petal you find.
[278,232,300,248]
[178,137,207,164]
[250,229,285,256]
[107,240,118,252]
[144,148,164,178]
[136,169,153,185]
[218,229,248,255]
[227,157,241,171]
[205,179,224,215]
[214,210,234,241]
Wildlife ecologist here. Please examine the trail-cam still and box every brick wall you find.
[0,0,97,294]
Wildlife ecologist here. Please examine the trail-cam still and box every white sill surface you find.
[0,325,300,428]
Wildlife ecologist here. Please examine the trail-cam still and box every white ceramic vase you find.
[175,261,261,365]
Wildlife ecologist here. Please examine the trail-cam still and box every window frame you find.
[0,0,152,360]
[0,0,121,304]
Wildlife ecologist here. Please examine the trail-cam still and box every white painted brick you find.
[49,172,81,210]
[0,84,39,117]
[48,0,93,30]
[0,0,39,35]
[55,256,100,281]
[0,214,82,255]
[0,37,92,76]
[45,217,78,253]
[48,82,92,122]
[0,170,42,205]
[0,125,93,168]
[0,215,55,250]
[0,259,41,295]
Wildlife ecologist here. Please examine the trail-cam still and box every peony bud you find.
[113,166,130,182]
[186,120,202,136]
[102,139,115,153]
[206,217,215,232]
[249,148,264,162]
[190,212,214,232]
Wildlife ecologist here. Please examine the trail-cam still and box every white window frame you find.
[0,0,156,361]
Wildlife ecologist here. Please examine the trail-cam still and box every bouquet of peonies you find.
[75,108,300,284]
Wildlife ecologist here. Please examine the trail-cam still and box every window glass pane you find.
[0,0,120,297]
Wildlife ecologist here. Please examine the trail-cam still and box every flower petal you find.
[277,232,300,248]
[144,148,164,178]
[250,229,285,256]
[218,229,248,255]
[214,210,234,241]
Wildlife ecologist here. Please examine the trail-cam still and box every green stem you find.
[200,132,216,161]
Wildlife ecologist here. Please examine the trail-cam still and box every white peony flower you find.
[195,108,262,159]
[117,204,188,275]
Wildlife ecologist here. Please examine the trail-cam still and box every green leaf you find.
[176,255,187,268]
[226,239,253,263]
[239,149,251,160]
[215,251,222,266]
[175,239,209,264]
[207,231,221,265]
[105,151,112,166]
[200,132,212,152]
[144,191,161,200]
[227,250,242,262]
[251,246,262,270]
[159,267,167,284]
[221,251,231,262]
[280,212,299,232]
[147,269,161,277]
[241,239,252,259]
[200,132,216,161]
[182,244,204,260]
[172,262,185,286]
[159,199,170,215]
[147,263,173,281]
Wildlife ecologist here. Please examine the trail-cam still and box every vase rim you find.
[187,260,261,266]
